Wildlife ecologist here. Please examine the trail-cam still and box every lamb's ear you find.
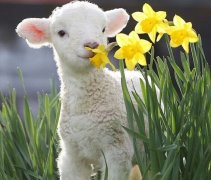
[16,18,51,48]
[105,9,129,37]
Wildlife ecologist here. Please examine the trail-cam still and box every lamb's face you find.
[16,1,129,72]
[50,3,108,70]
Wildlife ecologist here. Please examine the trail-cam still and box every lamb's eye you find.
[58,30,66,37]
[102,27,106,33]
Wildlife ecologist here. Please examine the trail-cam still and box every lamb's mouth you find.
[78,51,95,59]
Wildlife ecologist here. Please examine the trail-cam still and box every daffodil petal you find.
[139,39,152,53]
[135,23,145,34]
[188,31,198,43]
[189,36,199,43]
[114,48,124,59]
[166,26,177,35]
[92,49,103,53]
[143,3,155,17]
[156,11,166,20]
[132,12,147,22]
[98,44,106,51]
[157,22,169,33]
[129,31,140,41]
[125,58,137,71]
[135,53,147,66]
[85,45,105,53]
[116,33,129,47]
[156,33,164,42]
[173,15,186,27]
[182,40,189,53]
[85,47,92,51]
[148,28,157,43]
[185,22,192,29]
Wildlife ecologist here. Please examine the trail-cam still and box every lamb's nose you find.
[84,42,99,49]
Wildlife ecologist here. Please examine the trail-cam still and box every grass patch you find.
[120,37,211,179]
[0,82,60,180]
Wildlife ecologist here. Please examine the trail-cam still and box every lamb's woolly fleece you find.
[58,68,144,180]
[16,1,146,180]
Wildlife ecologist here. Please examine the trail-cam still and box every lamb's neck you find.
[57,61,125,119]
[59,65,111,97]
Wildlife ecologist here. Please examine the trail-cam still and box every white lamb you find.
[16,1,144,180]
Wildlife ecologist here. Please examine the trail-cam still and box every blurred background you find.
[0,0,211,113]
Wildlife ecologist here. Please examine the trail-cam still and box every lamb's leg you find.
[101,147,133,180]
[58,149,91,180]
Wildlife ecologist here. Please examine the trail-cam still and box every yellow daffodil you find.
[167,15,198,53]
[132,3,168,43]
[114,31,152,70]
[85,44,116,70]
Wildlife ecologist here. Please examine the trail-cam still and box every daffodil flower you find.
[85,44,116,70]
[114,31,152,70]
[132,3,168,43]
[167,15,198,53]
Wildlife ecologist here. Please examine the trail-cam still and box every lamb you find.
[16,1,144,179]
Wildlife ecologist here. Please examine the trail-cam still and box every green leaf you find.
[122,126,149,144]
